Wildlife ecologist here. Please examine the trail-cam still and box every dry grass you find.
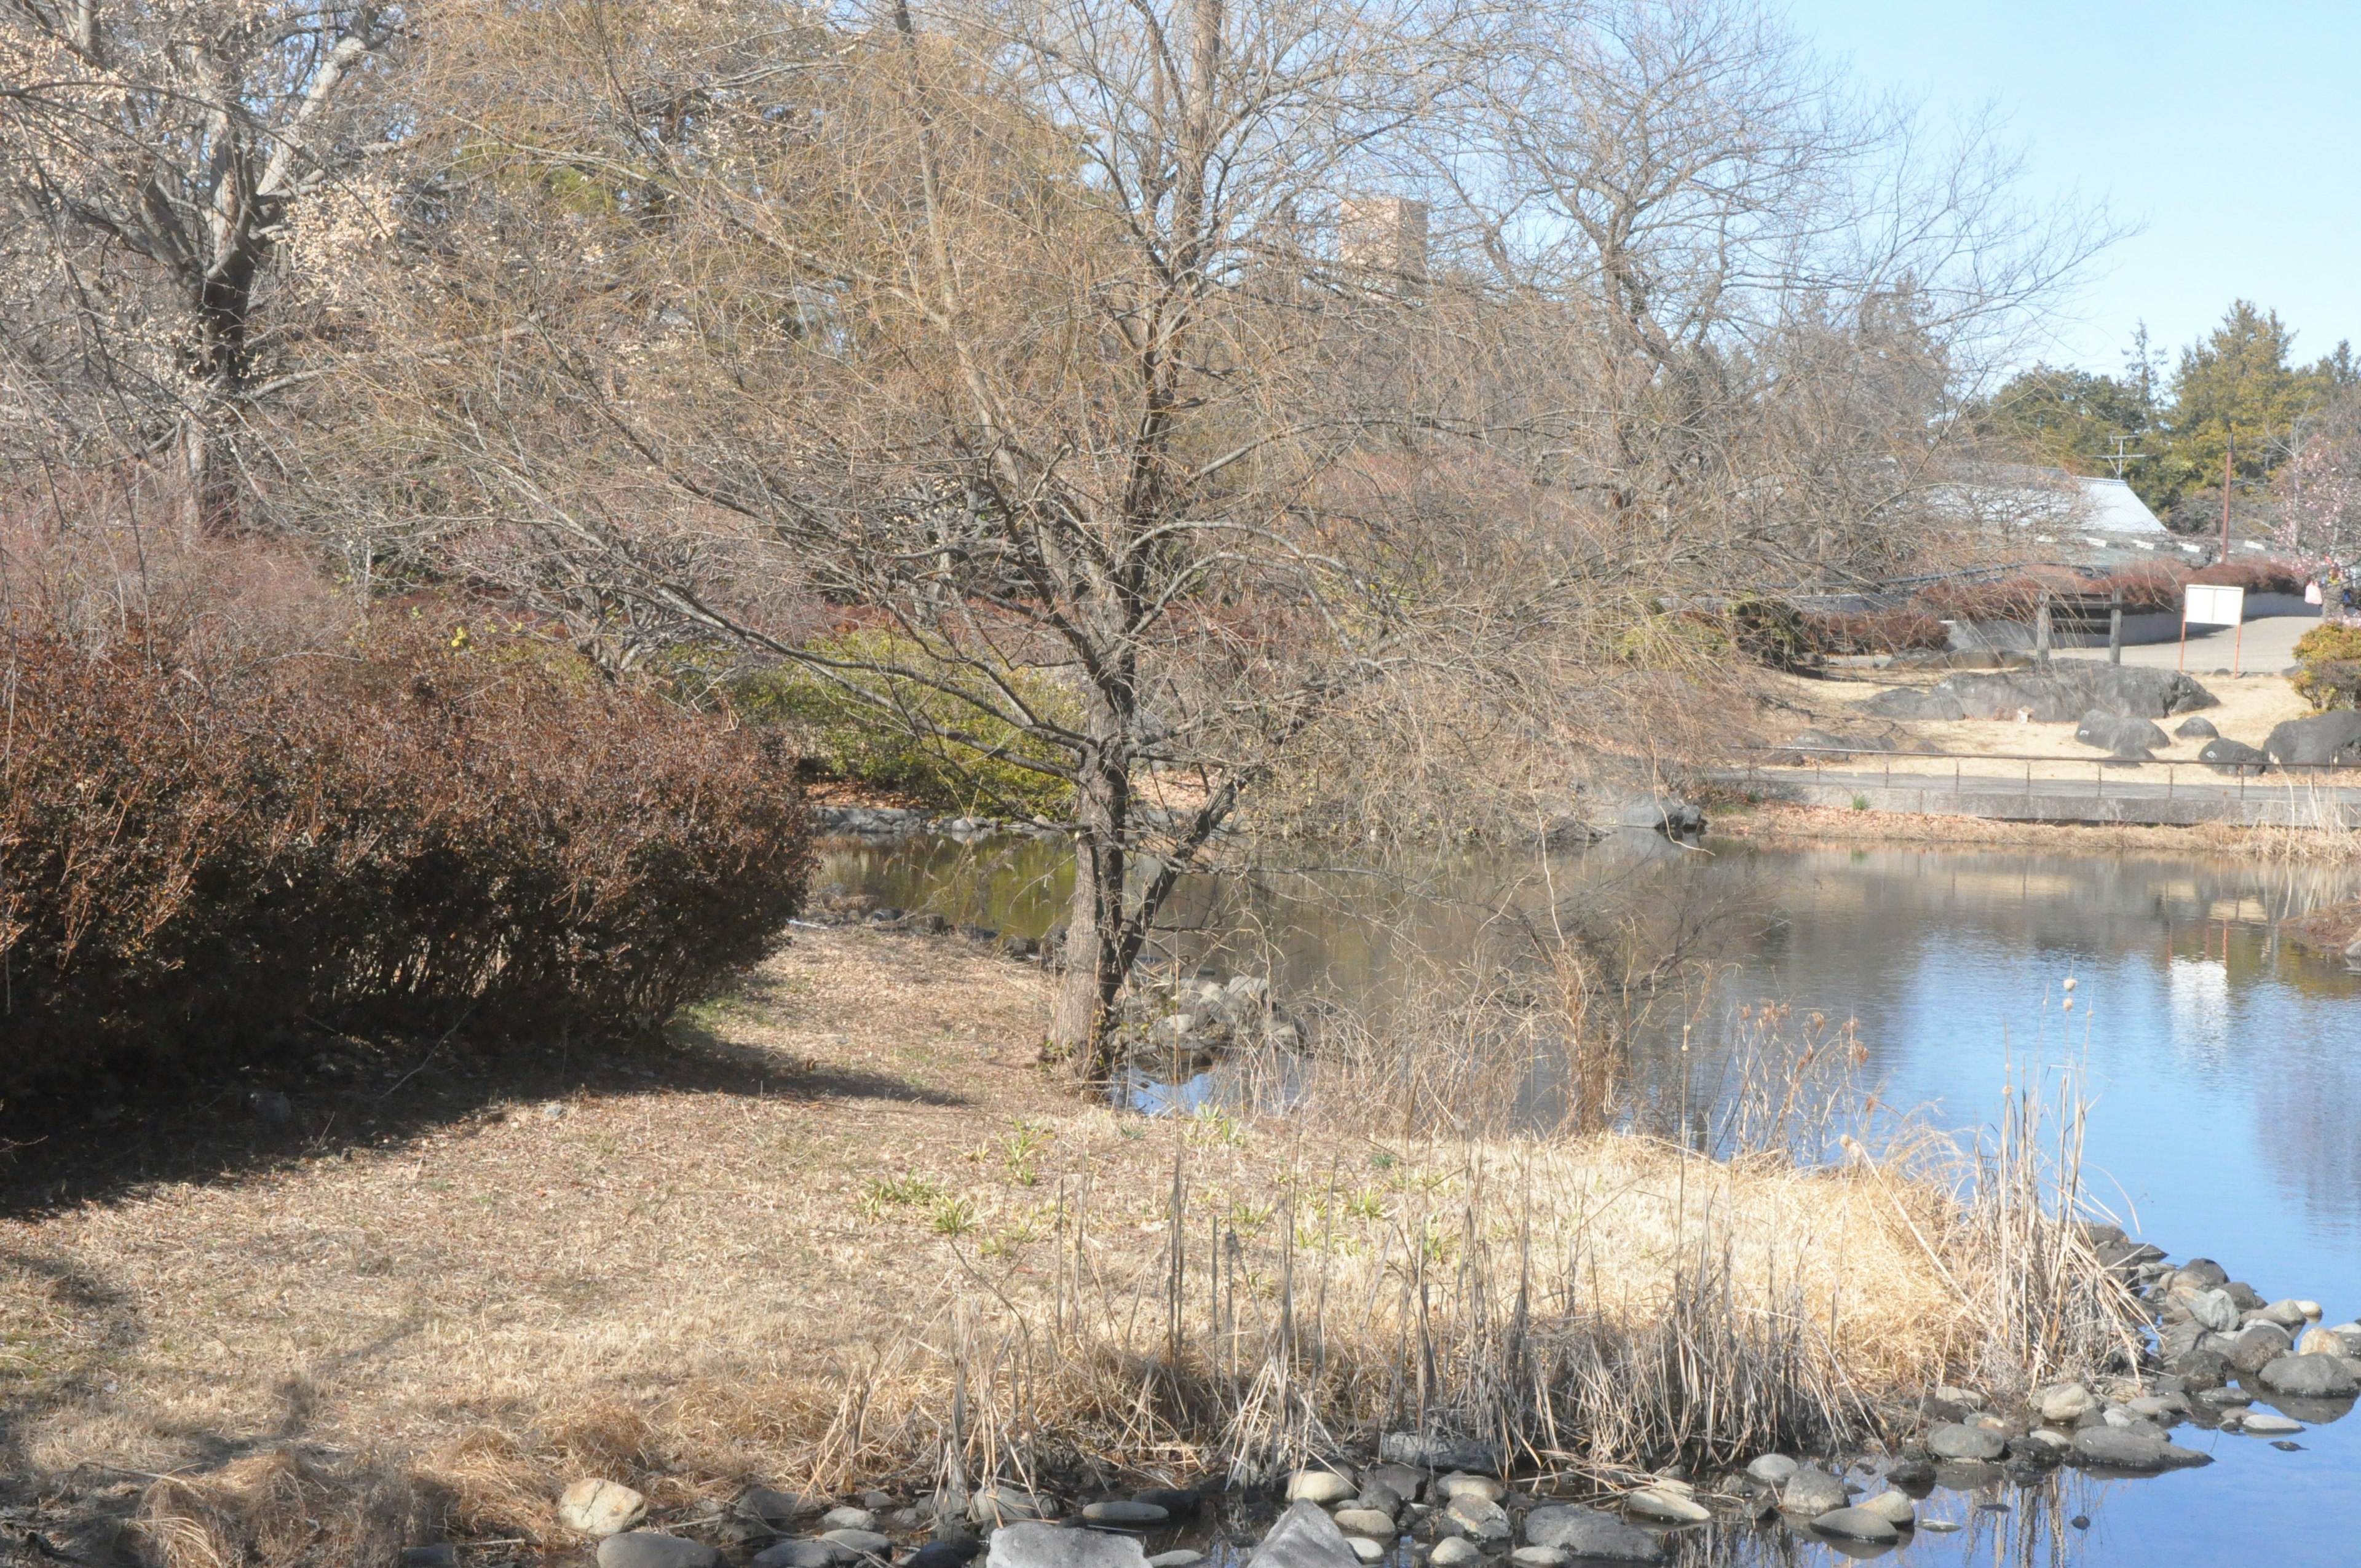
[1715,797,2361,860]
[0,929,2136,1562]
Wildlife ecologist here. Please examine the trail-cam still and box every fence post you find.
[2109,587,2123,665]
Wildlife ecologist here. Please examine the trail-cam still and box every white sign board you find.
[2185,584,2245,627]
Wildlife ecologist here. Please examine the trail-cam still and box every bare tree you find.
[0,0,400,530]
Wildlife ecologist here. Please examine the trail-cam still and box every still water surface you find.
[821,831,2361,1566]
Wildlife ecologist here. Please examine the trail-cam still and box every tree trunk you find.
[1050,741,1133,1082]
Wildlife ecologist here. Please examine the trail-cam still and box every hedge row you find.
[0,625,811,1099]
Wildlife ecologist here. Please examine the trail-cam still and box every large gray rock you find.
[2265,711,2361,767]
[1744,1455,1797,1485]
[599,1535,721,1568]
[1521,1506,1663,1562]
[2200,736,2270,774]
[1621,1488,1706,1526]
[2076,710,2169,757]
[1926,1423,2006,1461]
[1445,1495,1511,1541]
[751,1545,840,1568]
[988,1526,1147,1568]
[1614,795,1706,840]
[1246,1502,1361,1568]
[2175,715,2220,739]
[2035,1384,2094,1423]
[1778,1465,1848,1515]
[971,1488,1056,1525]
[2259,1353,2361,1398]
[1330,1510,1397,1540]
[1864,665,2215,723]
[821,1531,890,1559]
[1286,1471,1358,1506]
[823,1509,879,1533]
[2068,1427,2212,1472]
[2182,1288,2241,1332]
[2227,1321,2295,1374]
[1378,1433,1497,1474]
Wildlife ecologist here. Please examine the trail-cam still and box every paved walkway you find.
[2054,611,2318,675]
[1725,761,2361,828]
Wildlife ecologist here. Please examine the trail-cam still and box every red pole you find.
[2221,431,2234,558]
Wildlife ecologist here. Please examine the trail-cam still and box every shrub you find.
[734,629,1075,817]
[1800,609,1950,654]
[2295,624,2361,663]
[2189,559,2308,596]
[0,623,811,1099]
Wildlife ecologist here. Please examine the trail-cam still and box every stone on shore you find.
[742,1489,823,1528]
[2265,710,2361,767]
[2227,1322,2296,1373]
[821,1530,891,1559]
[1428,1540,1482,1568]
[1435,1475,1505,1503]
[1744,1455,1797,1486]
[1331,1510,1397,1540]
[562,1480,650,1540]
[1379,1434,1497,1474]
[2239,1411,2303,1435]
[1445,1494,1512,1541]
[1859,1492,1916,1527]
[2259,1353,2361,1398]
[2076,710,2169,758]
[971,1487,1056,1525]
[1342,1539,1383,1563]
[599,1536,720,1568]
[1778,1466,1849,1516]
[1520,1506,1662,1562]
[1248,1502,1361,1568]
[1081,1502,1169,1526]
[1509,1550,1568,1568]
[2181,1288,2240,1332]
[1809,1508,1899,1545]
[750,1545,839,1568]
[1926,1423,2006,1462]
[2035,1384,2093,1422]
[823,1508,879,1532]
[2068,1427,2212,1471]
[1623,1487,1707,1526]
[989,1524,1148,1568]
[1286,1471,1359,1507]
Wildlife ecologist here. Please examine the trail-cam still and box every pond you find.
[818,828,2361,1567]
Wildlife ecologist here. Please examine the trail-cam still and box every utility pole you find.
[2103,434,2146,480]
[2221,430,2234,560]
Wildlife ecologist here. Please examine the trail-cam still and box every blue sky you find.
[1783,0,2361,378]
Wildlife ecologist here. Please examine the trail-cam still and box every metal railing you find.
[1733,743,2361,809]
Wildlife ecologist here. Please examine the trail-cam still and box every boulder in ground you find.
[1744,1455,1797,1485]
[990,1525,1149,1568]
[2175,716,2220,739]
[2035,1384,2094,1423]
[1926,1423,2006,1462]
[2228,1321,2295,1373]
[1778,1465,1849,1515]
[562,1481,650,1540]
[2075,710,2169,757]
[1613,795,1706,841]
[2265,711,2361,767]
[1378,1433,1497,1474]
[1428,1542,1482,1568]
[1859,1491,1916,1527]
[1520,1505,1663,1562]
[2068,1427,2212,1472]
[1865,665,2214,723]
[1330,1511,1396,1539]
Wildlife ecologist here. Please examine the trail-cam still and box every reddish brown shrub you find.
[1800,609,1950,654]
[0,623,810,1099]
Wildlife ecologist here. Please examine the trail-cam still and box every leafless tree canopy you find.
[1,0,2107,1072]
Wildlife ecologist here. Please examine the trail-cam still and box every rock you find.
[1864,665,2214,723]
[740,1489,821,1529]
[1858,1492,1916,1527]
[1379,1434,1497,1475]
[2240,1411,2303,1435]
[971,1488,1056,1525]
[2260,1354,2361,1398]
[1932,1384,1983,1408]
[1364,1467,1427,1505]
[1428,1541,1482,1568]
[1434,1476,1503,1505]
[1744,1455,1797,1486]
[401,1549,461,1568]
[2068,1427,2212,1472]
[1926,1423,2005,1462]
[1778,1466,1849,1516]
[1624,1488,1707,1526]
[751,1544,840,1568]
[1331,1511,1397,1539]
[1339,1540,1383,1564]
[1882,1456,1935,1494]
[2035,1384,2093,1423]
[2266,711,2361,767]
[1286,1471,1359,1506]
[823,1509,879,1533]
[2223,1280,2266,1311]
[2201,737,2270,774]
[822,1531,891,1559]
[1134,1491,1200,1520]
[2228,1322,2295,1373]
[2175,716,2220,739]
[1081,1502,1169,1526]
[247,1089,293,1124]
[1509,1550,1568,1568]
[903,1543,983,1568]
[1149,1555,1204,1568]
[2075,709,2169,757]
[2298,1327,2347,1357]
[1614,795,1706,840]
[1520,1505,1663,1562]
[1352,1481,1403,1518]
[2257,1299,2312,1328]
[2182,1288,2240,1333]
[1445,1495,1511,1541]
[989,1525,1148,1568]
[2294,1299,2325,1320]
[599,1536,721,1568]
[1809,1508,1899,1545]
[1248,1502,1363,1568]
[562,1480,650,1540]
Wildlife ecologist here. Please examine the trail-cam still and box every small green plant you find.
[1343,1187,1387,1222]
[860,1173,946,1219]
[1849,794,1870,812]
[1187,1104,1246,1147]
[1003,1121,1052,1184]
[931,1194,979,1236]
[1368,1150,1396,1171]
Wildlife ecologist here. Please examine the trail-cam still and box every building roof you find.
[2075,477,2167,535]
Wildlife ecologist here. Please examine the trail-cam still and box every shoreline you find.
[1707,796,2361,860]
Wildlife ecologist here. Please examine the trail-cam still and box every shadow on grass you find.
[0,1005,969,1225]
